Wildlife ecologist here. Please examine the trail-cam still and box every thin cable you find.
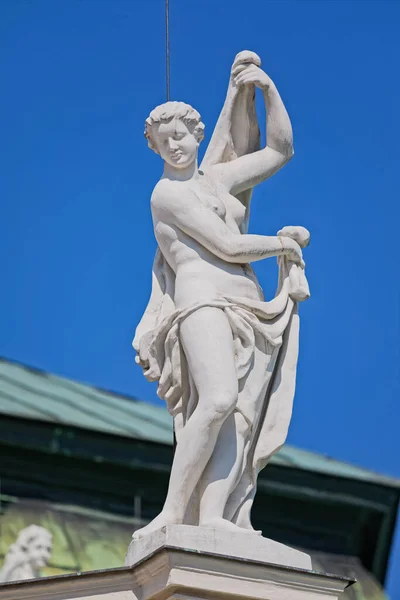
[166,0,176,455]
[165,0,170,101]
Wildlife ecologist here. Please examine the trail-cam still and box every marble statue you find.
[0,525,52,582]
[132,50,310,539]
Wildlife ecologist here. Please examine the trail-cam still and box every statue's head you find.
[145,101,205,169]
[14,525,52,570]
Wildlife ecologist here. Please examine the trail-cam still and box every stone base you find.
[0,527,353,600]
[132,544,352,600]
[126,524,312,571]
[124,525,351,600]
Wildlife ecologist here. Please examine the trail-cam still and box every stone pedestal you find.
[0,527,353,600]
[126,524,313,570]
[126,525,352,600]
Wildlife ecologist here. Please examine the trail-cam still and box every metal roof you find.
[0,357,173,444]
[1,356,399,489]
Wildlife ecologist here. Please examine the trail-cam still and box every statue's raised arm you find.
[202,50,293,230]
[127,50,310,559]
[201,50,262,171]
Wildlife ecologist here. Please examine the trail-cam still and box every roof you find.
[0,357,173,444]
[1,356,399,489]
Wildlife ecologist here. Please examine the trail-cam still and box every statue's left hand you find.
[232,64,272,91]
[277,226,310,249]
[278,226,310,270]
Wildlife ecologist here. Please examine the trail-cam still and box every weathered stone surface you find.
[0,545,352,600]
[132,50,310,542]
[126,524,312,570]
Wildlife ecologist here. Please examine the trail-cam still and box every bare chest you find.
[190,175,246,231]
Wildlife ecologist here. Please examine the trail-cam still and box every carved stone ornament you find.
[0,525,52,583]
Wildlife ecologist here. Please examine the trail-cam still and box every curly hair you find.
[14,525,52,553]
[0,525,52,583]
[144,101,205,154]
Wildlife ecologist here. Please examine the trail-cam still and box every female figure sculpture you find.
[132,51,310,538]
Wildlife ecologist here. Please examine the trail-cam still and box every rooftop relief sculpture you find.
[130,50,310,541]
[0,525,52,583]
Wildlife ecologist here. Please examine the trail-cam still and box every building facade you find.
[0,357,398,599]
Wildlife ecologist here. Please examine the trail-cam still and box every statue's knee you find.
[212,389,238,423]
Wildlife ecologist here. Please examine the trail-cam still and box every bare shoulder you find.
[151,179,183,213]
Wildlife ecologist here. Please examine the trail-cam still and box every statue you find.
[0,525,52,582]
[132,50,310,539]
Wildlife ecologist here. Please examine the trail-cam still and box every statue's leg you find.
[213,334,271,533]
[198,411,256,533]
[226,477,257,530]
[133,307,238,539]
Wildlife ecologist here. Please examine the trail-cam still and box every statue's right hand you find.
[135,352,149,370]
[232,64,272,91]
[230,50,263,83]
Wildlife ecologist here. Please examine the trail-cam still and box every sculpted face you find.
[154,118,199,169]
[28,537,52,568]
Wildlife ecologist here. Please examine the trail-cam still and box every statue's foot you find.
[132,511,178,540]
[201,517,262,535]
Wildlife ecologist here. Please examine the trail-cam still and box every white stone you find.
[0,525,52,583]
[0,546,352,600]
[126,524,312,570]
[131,49,311,541]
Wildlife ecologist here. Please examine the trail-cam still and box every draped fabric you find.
[133,53,310,527]
[134,251,309,526]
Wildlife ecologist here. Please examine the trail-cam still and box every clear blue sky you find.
[1,0,399,594]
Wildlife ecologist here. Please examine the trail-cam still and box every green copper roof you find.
[0,357,173,444]
[1,356,399,489]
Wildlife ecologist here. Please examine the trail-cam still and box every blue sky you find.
[1,0,399,594]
